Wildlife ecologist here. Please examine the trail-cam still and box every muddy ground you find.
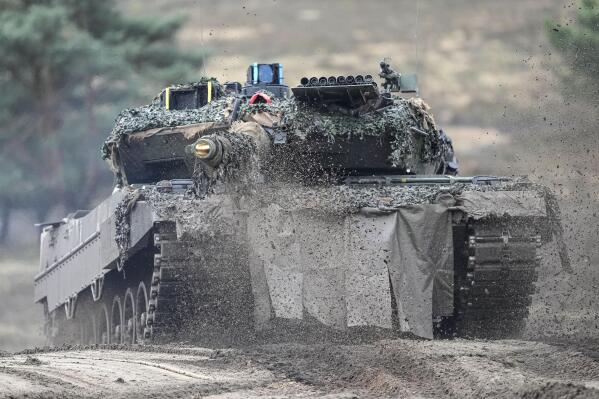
[1,2,597,398]
[1,338,599,399]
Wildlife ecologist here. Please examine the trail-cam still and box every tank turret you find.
[103,67,454,187]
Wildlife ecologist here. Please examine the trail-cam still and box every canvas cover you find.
[125,122,228,142]
[247,202,454,339]
[457,190,546,219]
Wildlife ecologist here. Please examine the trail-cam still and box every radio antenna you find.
[198,3,208,77]
[414,0,421,96]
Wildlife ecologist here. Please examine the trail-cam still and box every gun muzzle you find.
[345,75,355,84]
[309,77,319,86]
[327,76,337,85]
[355,75,364,84]
[185,136,227,167]
[364,74,373,83]
[336,76,346,85]
[300,77,310,86]
[318,77,328,85]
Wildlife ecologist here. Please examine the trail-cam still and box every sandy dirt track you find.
[1,338,599,398]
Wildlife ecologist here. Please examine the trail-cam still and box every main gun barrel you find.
[185,136,228,168]
[185,124,271,169]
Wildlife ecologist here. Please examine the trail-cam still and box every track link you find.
[145,221,180,340]
[455,220,541,338]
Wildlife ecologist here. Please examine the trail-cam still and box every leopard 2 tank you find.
[35,61,571,345]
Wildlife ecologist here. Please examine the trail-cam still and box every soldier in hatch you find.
[379,60,401,91]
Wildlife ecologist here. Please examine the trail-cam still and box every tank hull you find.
[37,181,553,344]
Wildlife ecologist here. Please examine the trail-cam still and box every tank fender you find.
[35,188,158,314]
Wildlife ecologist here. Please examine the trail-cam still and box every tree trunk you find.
[37,65,66,206]
[0,200,12,246]
[79,78,102,208]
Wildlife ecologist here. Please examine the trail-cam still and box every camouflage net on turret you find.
[237,95,444,166]
[102,84,446,168]
[102,98,231,160]
[191,130,259,197]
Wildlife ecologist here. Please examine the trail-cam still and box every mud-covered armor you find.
[35,62,570,345]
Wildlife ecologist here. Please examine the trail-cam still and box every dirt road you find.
[1,338,598,399]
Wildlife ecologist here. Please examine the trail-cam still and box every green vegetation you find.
[546,0,599,96]
[0,0,208,243]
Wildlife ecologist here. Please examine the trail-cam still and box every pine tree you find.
[0,0,208,244]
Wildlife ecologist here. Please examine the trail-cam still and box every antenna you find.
[198,3,208,77]
[414,0,421,96]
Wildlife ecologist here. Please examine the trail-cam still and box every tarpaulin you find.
[125,122,227,142]
[242,111,282,128]
[247,201,454,339]
[456,190,546,220]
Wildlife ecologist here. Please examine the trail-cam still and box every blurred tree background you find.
[0,0,208,244]
[546,0,599,98]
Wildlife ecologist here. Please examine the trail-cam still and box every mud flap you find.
[247,201,454,339]
[391,203,454,338]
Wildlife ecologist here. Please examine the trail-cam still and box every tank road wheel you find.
[111,296,124,344]
[136,282,149,343]
[97,303,110,344]
[123,288,136,344]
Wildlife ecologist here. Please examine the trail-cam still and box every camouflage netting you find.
[133,177,550,228]
[191,130,259,197]
[102,98,232,159]
[238,95,444,166]
[113,189,141,269]
[167,78,226,96]
[102,84,445,168]
[247,178,552,213]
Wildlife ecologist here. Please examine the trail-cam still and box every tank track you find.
[145,221,181,341]
[145,221,254,344]
[454,220,541,338]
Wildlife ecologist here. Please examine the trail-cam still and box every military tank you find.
[35,62,571,345]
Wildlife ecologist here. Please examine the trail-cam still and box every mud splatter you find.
[3,341,599,398]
